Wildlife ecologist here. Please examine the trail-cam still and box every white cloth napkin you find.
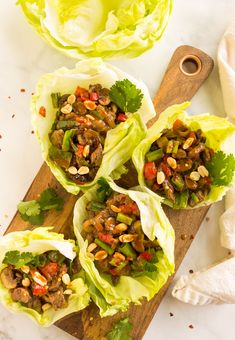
[172,22,235,304]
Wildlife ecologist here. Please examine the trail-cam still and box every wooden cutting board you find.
[5,45,214,339]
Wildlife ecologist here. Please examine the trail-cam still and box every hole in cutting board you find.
[180,55,202,76]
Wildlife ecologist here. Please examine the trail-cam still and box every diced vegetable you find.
[51,92,61,108]
[117,213,133,226]
[57,120,78,129]
[90,202,106,211]
[171,174,184,190]
[119,244,137,259]
[146,149,163,162]
[144,162,157,180]
[49,145,72,169]
[33,284,48,296]
[62,129,76,152]
[94,238,114,255]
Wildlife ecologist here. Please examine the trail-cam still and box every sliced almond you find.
[68,166,78,175]
[42,303,52,312]
[67,94,76,104]
[190,171,200,181]
[61,103,72,114]
[78,166,89,175]
[119,234,136,243]
[110,204,121,213]
[22,278,30,287]
[64,289,73,295]
[95,250,108,261]
[84,100,97,111]
[183,137,194,150]
[198,165,209,177]
[86,114,95,121]
[167,157,177,169]
[83,145,90,158]
[87,243,97,253]
[157,171,165,185]
[62,273,71,285]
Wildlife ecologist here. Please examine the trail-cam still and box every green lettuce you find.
[73,178,174,317]
[0,227,90,326]
[31,59,155,194]
[17,0,173,59]
[132,102,235,208]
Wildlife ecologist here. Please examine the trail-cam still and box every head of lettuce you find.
[17,0,173,59]
[73,178,174,316]
[0,227,90,326]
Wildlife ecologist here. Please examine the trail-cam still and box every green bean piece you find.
[94,238,114,255]
[91,110,104,120]
[172,140,180,154]
[51,92,61,108]
[146,148,163,162]
[62,129,77,152]
[117,213,133,226]
[191,192,199,203]
[89,201,106,212]
[166,140,174,153]
[57,120,78,129]
[119,244,137,259]
[171,174,184,190]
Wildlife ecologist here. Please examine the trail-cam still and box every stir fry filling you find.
[144,119,214,207]
[47,79,143,184]
[81,179,161,285]
[0,250,79,313]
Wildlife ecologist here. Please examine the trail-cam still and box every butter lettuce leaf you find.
[0,227,90,326]
[132,102,235,208]
[31,59,154,194]
[73,178,174,317]
[17,0,173,59]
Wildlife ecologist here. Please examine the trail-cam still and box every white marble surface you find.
[0,0,235,339]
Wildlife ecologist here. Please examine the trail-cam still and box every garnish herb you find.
[110,79,143,113]
[107,317,133,340]
[17,188,64,225]
[206,151,235,186]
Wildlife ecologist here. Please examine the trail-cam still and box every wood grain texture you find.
[5,45,214,339]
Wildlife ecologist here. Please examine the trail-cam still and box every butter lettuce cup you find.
[32,59,156,195]
[73,177,174,317]
[0,227,90,326]
[18,0,173,60]
[133,102,235,209]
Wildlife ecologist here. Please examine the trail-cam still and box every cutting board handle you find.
[148,45,214,127]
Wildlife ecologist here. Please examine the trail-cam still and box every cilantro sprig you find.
[206,151,235,186]
[107,317,133,340]
[110,79,144,113]
[17,188,64,225]
[96,177,113,203]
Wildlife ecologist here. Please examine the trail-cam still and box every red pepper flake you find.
[181,234,187,240]
[189,324,194,329]
[39,106,46,117]
[206,217,210,222]
[169,312,174,317]
[189,269,194,274]
[11,114,15,118]
[8,96,11,99]
[31,92,35,96]
[190,234,194,240]
[20,88,26,93]
[31,130,34,134]
[117,113,127,123]
[0,134,2,139]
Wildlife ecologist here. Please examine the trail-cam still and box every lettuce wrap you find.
[0,227,90,326]
[73,178,174,317]
[31,59,155,194]
[17,0,173,59]
[132,102,235,208]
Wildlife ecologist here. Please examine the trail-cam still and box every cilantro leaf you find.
[19,211,45,225]
[96,177,113,202]
[17,200,41,216]
[38,188,64,211]
[110,79,143,113]
[3,251,34,269]
[206,151,235,186]
[143,262,157,272]
[107,318,133,340]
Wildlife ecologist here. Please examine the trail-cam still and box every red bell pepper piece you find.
[90,92,99,101]
[98,232,113,245]
[117,113,127,123]
[138,251,153,262]
[120,202,139,215]
[39,106,46,117]
[75,86,89,101]
[76,145,84,158]
[33,284,48,296]
[144,162,157,180]
[40,262,59,280]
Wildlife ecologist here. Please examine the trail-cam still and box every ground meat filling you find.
[0,251,78,313]
[143,119,214,207]
[82,192,161,285]
[49,84,128,184]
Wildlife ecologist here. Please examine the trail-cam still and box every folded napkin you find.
[172,22,235,304]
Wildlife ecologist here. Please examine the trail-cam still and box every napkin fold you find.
[172,22,235,304]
